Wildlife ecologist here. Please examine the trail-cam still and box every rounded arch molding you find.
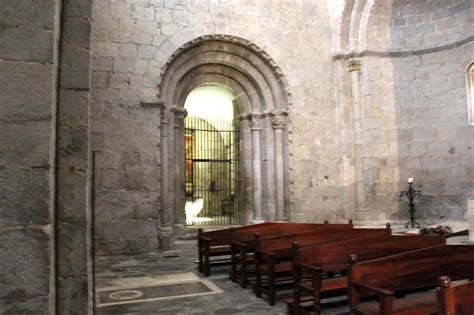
[155,35,292,246]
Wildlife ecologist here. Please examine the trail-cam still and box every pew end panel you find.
[437,276,474,315]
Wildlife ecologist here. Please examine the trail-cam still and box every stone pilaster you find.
[250,114,264,223]
[171,106,187,235]
[272,111,287,221]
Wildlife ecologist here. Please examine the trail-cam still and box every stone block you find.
[56,163,88,222]
[114,57,137,73]
[60,46,91,90]
[408,143,425,157]
[413,128,434,142]
[92,71,109,88]
[0,0,56,29]
[469,198,474,242]
[137,45,158,59]
[0,168,50,226]
[63,0,93,18]
[57,222,88,277]
[125,169,144,190]
[111,3,132,17]
[0,121,50,167]
[164,0,186,10]
[62,17,92,49]
[120,44,138,57]
[57,276,89,314]
[57,125,89,161]
[91,55,114,71]
[0,228,51,313]
[132,5,155,20]
[131,32,153,45]
[0,26,54,63]
[448,2,468,15]
[98,169,125,190]
[96,219,159,251]
[59,90,90,128]
[0,62,54,121]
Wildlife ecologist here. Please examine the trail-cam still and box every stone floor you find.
[95,225,469,315]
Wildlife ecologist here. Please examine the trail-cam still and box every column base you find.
[158,226,173,251]
[251,218,265,224]
[173,223,185,236]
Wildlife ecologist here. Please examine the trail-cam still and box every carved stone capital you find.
[160,109,171,124]
[347,59,361,72]
[172,107,187,121]
[271,110,288,129]
[249,114,263,130]
[238,113,252,121]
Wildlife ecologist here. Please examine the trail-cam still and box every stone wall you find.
[332,0,473,222]
[90,0,340,254]
[0,1,60,312]
[89,0,473,254]
[0,0,93,312]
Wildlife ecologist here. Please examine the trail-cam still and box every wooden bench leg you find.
[203,250,210,276]
[255,271,262,297]
[197,243,203,273]
[240,258,247,288]
[269,275,276,306]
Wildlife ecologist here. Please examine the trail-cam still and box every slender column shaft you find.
[172,107,187,234]
[272,113,286,220]
[348,59,368,219]
[250,116,263,222]
[159,106,172,249]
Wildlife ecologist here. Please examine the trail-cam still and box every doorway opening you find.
[184,85,241,226]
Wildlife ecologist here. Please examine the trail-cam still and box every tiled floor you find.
[94,226,469,314]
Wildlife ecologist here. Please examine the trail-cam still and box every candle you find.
[408,177,414,184]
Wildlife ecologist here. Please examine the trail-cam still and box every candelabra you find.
[400,178,422,228]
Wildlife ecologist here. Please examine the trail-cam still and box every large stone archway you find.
[155,35,292,249]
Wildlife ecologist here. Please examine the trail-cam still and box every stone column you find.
[239,115,253,223]
[172,107,187,235]
[158,106,172,250]
[469,198,474,243]
[250,115,264,223]
[348,59,368,221]
[272,112,287,221]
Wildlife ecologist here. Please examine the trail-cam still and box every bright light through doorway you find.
[184,85,235,121]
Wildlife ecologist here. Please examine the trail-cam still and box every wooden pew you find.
[437,276,474,315]
[349,244,474,315]
[255,224,392,305]
[291,234,446,314]
[198,222,287,276]
[230,220,353,287]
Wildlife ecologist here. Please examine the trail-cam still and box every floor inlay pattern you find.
[97,278,222,307]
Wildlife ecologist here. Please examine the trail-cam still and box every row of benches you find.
[197,221,474,314]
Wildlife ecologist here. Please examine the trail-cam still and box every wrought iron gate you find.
[184,115,240,226]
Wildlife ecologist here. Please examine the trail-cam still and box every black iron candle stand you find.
[400,182,422,228]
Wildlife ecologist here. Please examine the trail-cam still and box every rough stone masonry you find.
[0,0,473,313]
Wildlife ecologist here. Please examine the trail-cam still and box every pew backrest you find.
[232,222,352,245]
[351,245,474,293]
[258,226,391,256]
[198,222,286,246]
[296,234,446,269]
